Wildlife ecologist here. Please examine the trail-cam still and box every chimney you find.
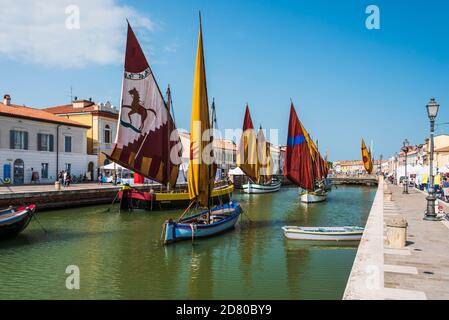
[72,99,93,109]
[3,94,11,106]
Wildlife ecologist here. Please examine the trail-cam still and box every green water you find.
[0,185,375,300]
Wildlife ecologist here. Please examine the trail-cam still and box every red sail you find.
[284,103,315,191]
[107,22,181,186]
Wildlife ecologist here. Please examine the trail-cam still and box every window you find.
[37,133,54,151]
[65,136,72,152]
[104,125,111,144]
[65,163,71,174]
[10,130,28,150]
[41,163,49,179]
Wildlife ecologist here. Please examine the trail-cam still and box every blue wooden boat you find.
[164,202,242,244]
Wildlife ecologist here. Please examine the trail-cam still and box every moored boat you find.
[163,13,242,244]
[282,226,364,241]
[0,204,36,239]
[164,202,242,244]
[299,189,327,203]
[284,101,329,204]
[242,178,281,194]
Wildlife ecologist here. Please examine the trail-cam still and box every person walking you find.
[66,173,71,187]
[98,172,103,185]
[63,171,68,187]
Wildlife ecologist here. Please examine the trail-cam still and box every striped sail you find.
[237,105,260,183]
[108,22,181,186]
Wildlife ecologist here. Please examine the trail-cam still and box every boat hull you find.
[164,202,242,244]
[0,204,36,239]
[119,184,234,211]
[300,190,327,203]
[242,179,281,194]
[282,226,363,241]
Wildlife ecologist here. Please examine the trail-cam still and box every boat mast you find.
[166,84,172,191]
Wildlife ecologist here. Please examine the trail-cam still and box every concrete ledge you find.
[343,178,384,300]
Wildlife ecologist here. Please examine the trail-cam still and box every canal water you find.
[0,185,375,299]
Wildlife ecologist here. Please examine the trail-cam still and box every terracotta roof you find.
[0,103,91,128]
[44,103,96,114]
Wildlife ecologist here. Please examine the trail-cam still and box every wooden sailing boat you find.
[284,102,328,203]
[238,106,281,194]
[163,14,242,244]
[108,21,233,211]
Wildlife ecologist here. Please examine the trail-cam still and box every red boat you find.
[0,204,36,239]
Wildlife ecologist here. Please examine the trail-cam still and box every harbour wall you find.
[343,177,385,299]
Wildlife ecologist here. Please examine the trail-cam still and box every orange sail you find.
[361,139,373,174]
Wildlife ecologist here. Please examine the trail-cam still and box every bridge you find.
[328,174,378,186]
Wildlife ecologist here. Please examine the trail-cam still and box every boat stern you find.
[164,219,176,244]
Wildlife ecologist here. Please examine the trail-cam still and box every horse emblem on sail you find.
[121,87,157,132]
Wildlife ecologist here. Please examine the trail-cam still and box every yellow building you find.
[45,99,119,170]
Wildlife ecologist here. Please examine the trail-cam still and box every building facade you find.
[44,99,119,168]
[0,95,97,184]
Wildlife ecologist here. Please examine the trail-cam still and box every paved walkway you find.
[344,178,449,300]
[0,183,122,195]
[383,185,449,299]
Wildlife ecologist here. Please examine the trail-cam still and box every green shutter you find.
[10,130,14,149]
[24,132,28,150]
[37,133,42,151]
[49,135,54,152]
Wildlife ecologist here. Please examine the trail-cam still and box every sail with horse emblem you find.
[107,22,182,187]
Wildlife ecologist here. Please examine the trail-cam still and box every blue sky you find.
[1,0,448,160]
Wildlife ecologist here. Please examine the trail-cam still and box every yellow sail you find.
[257,127,272,184]
[361,139,373,174]
[299,122,318,161]
[188,16,213,207]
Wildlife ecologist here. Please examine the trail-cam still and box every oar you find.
[105,190,120,212]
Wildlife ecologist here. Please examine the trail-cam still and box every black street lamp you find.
[394,152,399,185]
[402,139,410,194]
[424,98,440,221]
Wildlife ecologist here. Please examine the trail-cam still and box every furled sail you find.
[188,16,215,207]
[257,127,272,184]
[284,103,315,191]
[237,105,260,183]
[361,139,373,174]
[108,22,181,186]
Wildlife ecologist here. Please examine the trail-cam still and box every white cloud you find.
[0,0,155,68]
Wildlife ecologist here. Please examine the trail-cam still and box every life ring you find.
[3,178,11,184]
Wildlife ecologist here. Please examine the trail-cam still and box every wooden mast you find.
[166,84,172,191]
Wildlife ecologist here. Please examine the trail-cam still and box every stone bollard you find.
[384,189,393,201]
[386,216,408,248]
[54,181,61,191]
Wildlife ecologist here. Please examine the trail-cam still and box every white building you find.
[0,95,97,184]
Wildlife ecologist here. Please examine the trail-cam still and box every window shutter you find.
[24,132,28,150]
[49,135,54,152]
[37,133,42,151]
[10,130,14,149]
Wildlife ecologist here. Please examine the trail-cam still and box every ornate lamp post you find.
[402,139,410,194]
[424,98,440,221]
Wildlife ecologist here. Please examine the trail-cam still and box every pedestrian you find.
[63,171,68,187]
[66,173,71,187]
[98,172,103,185]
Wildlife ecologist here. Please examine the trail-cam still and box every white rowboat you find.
[300,189,327,203]
[282,226,364,241]
[242,178,282,194]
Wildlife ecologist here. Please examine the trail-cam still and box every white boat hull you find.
[242,179,281,194]
[300,190,327,203]
[282,226,364,241]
